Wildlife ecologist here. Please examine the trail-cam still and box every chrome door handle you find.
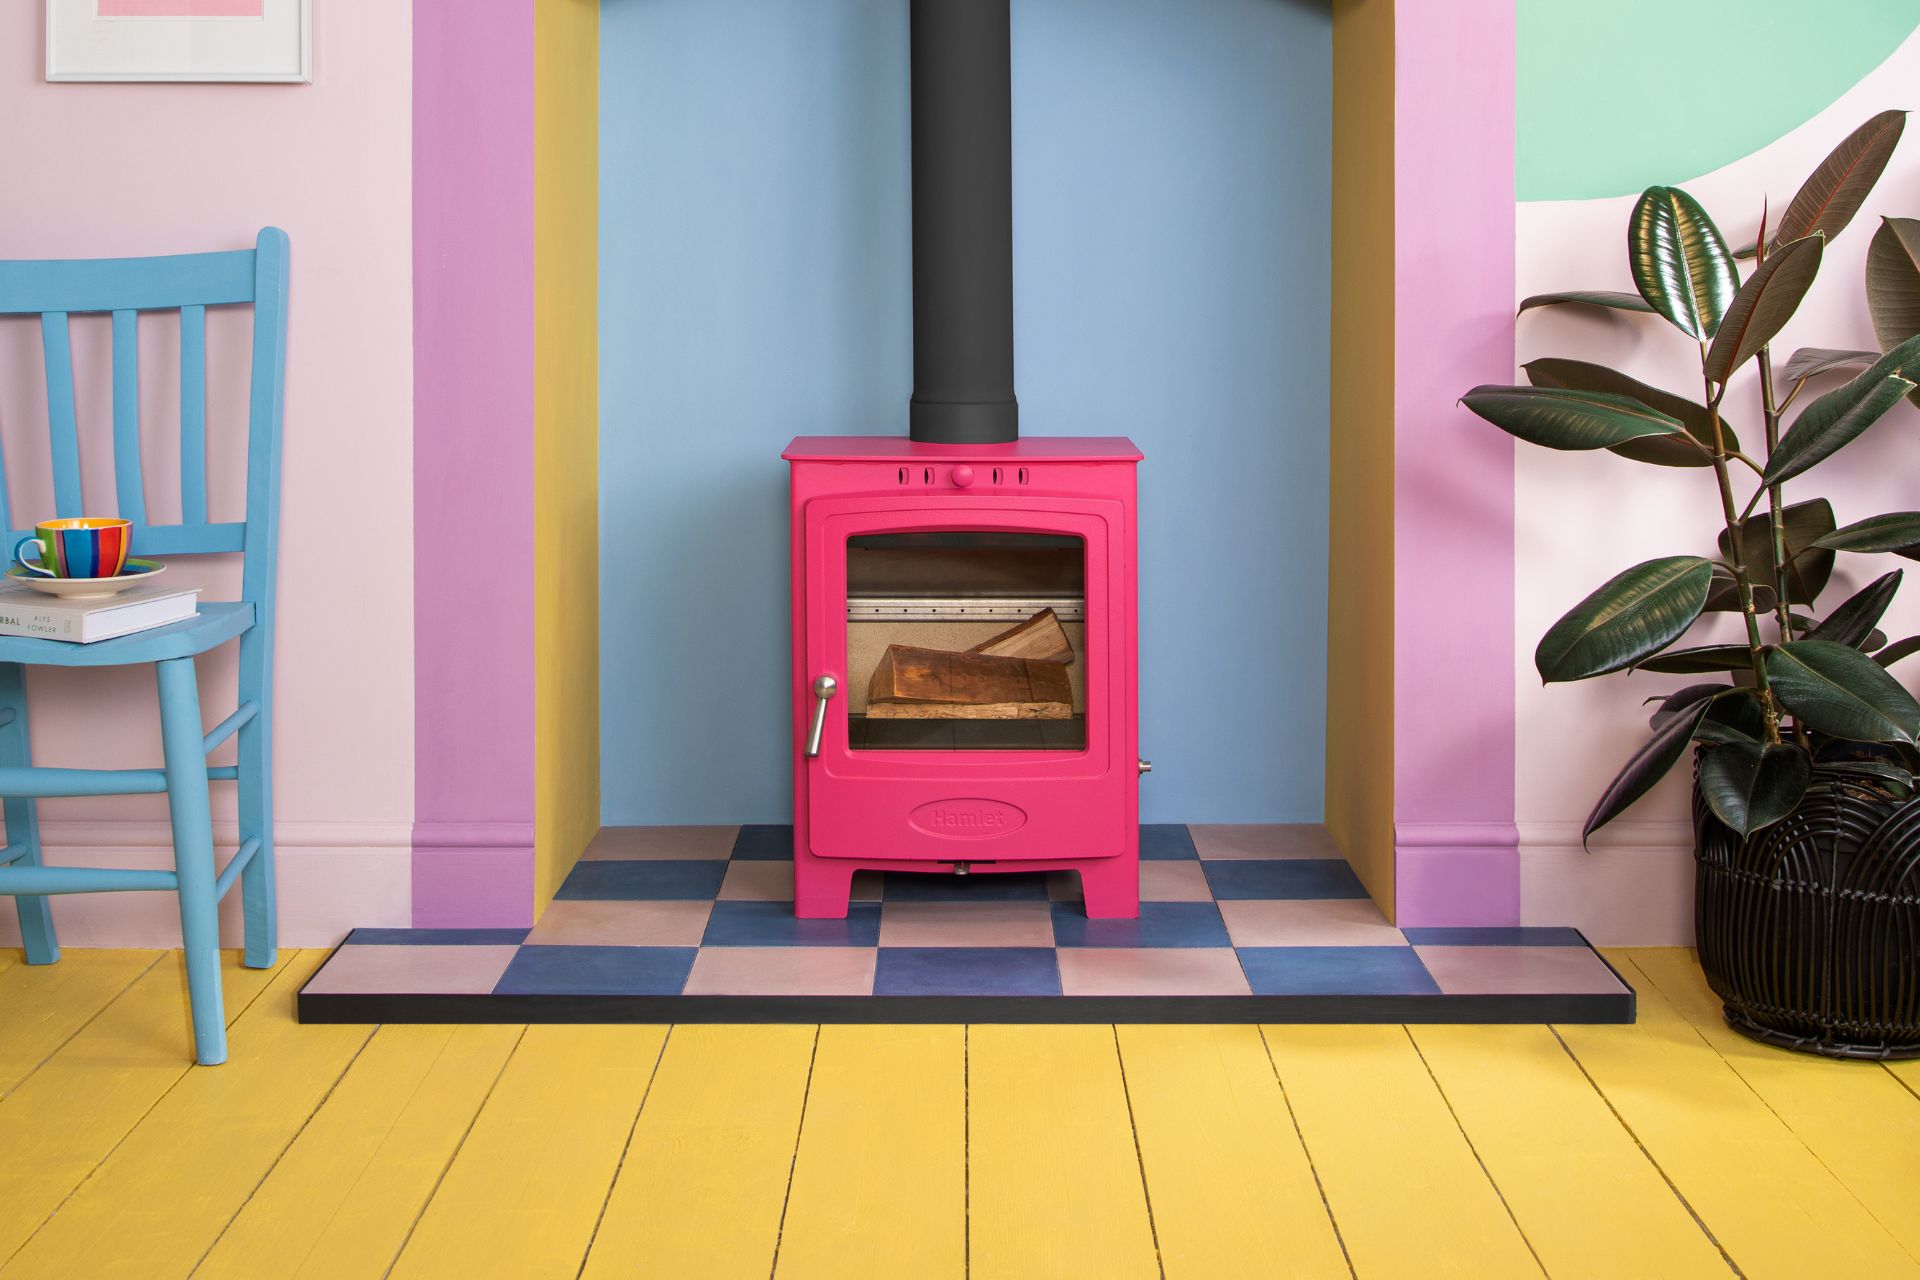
[805,675,838,757]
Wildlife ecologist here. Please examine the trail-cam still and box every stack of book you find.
[0,584,200,643]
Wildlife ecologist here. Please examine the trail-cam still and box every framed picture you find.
[46,0,311,83]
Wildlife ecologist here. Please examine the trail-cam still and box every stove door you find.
[798,495,1135,863]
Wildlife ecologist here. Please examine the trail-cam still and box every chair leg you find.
[157,657,226,1066]
[236,689,275,970]
[0,663,56,965]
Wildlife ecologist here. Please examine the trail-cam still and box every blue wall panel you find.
[600,0,1330,823]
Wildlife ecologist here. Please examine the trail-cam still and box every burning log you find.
[866,642,1072,719]
[968,606,1074,663]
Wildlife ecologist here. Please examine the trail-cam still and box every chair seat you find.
[0,601,254,668]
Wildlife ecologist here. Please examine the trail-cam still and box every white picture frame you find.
[46,0,312,84]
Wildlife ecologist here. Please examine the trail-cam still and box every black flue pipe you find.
[909,0,1018,444]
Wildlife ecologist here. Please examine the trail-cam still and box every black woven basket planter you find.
[1694,777,1920,1060]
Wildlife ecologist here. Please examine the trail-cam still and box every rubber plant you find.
[1466,110,1920,842]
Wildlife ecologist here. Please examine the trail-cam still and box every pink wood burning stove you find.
[786,437,1142,918]
[787,1,1142,918]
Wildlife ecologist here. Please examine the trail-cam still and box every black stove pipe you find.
[909,0,1019,444]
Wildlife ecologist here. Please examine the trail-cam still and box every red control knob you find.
[951,464,975,488]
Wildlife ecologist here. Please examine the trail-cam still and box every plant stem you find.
[1702,351,1783,744]
[1756,349,1813,751]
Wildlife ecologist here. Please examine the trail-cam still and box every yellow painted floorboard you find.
[1,950,360,1280]
[774,1025,965,1280]
[584,1025,818,1279]
[0,950,288,1267]
[388,1024,665,1280]
[196,1022,524,1280]
[1262,1024,1541,1279]
[1628,948,1920,1265]
[1117,1023,1347,1280]
[967,1025,1159,1280]
[1409,1023,1729,1279]
[1558,953,1920,1279]
[0,950,160,1097]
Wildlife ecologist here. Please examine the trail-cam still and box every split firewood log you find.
[866,643,1072,719]
[968,607,1074,664]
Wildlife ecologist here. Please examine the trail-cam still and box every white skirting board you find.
[0,822,411,948]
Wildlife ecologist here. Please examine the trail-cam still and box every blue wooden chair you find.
[0,229,288,1066]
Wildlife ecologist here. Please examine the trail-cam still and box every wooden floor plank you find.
[196,1023,524,1280]
[1,950,364,1280]
[967,1025,1159,1280]
[1117,1023,1347,1280]
[388,1025,666,1280]
[0,950,290,1266]
[1629,948,1920,1264]
[1557,953,1920,1279]
[583,1025,818,1280]
[0,950,161,1097]
[1261,1025,1541,1279]
[774,1025,965,1280]
[1409,1023,1730,1279]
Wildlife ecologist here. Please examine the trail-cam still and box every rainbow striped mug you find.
[14,517,133,579]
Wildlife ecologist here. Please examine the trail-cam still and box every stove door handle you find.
[805,675,839,758]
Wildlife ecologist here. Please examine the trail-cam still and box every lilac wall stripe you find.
[1392,0,1520,926]
[413,0,537,926]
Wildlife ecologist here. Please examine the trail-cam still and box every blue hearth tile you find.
[1140,825,1199,860]
[1400,926,1589,948]
[702,901,882,947]
[1202,859,1367,901]
[344,927,530,946]
[1237,946,1441,996]
[732,825,794,860]
[1049,901,1232,948]
[874,947,1062,996]
[555,860,728,901]
[493,945,697,996]
[883,871,1052,902]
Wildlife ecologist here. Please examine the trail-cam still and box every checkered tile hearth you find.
[298,826,1632,1023]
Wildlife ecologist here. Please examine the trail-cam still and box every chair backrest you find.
[0,227,288,611]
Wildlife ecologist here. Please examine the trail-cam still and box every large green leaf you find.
[1535,557,1714,684]
[1814,512,1920,555]
[1647,682,1736,730]
[1772,110,1908,248]
[1697,690,1768,744]
[1461,385,1685,452]
[1718,498,1836,606]
[1584,698,1716,842]
[1629,187,1740,339]
[1636,643,1761,674]
[1517,291,1658,317]
[1522,358,1730,467]
[1698,741,1813,836]
[1763,371,1917,485]
[1876,636,1920,668]
[1868,217,1920,408]
[1782,347,1878,384]
[1767,640,1920,744]
[1805,570,1903,649]
[1704,235,1825,385]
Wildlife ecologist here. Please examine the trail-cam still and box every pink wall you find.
[0,4,414,946]
[1391,0,1521,927]
[411,0,537,928]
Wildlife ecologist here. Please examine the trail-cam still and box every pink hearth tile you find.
[683,947,877,996]
[526,900,711,947]
[719,861,793,901]
[584,826,740,860]
[1220,899,1405,948]
[304,945,518,996]
[878,902,1057,948]
[1049,862,1211,904]
[1058,948,1252,996]
[1191,824,1338,860]
[1414,946,1627,996]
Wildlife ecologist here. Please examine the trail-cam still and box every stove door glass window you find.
[846,532,1087,751]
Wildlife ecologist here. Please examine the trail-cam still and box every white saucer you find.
[7,559,165,600]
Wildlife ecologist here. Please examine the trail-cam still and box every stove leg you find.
[1077,857,1140,920]
[793,853,856,919]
